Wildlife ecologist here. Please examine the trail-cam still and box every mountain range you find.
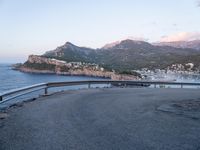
[153,40,200,50]
[43,39,200,72]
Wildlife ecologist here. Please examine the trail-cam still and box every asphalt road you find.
[0,88,200,150]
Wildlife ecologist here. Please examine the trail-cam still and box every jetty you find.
[0,80,200,150]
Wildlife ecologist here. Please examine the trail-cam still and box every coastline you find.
[14,66,140,81]
[12,55,141,81]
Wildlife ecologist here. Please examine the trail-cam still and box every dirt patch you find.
[172,100,200,111]
[0,113,8,120]
[157,99,200,120]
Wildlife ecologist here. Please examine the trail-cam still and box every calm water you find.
[1,64,200,108]
[0,64,104,93]
[1,64,200,93]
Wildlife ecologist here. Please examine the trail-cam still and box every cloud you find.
[197,0,200,7]
[160,32,200,42]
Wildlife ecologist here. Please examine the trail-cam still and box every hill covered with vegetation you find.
[42,39,200,72]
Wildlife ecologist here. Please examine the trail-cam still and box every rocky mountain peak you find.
[102,41,121,49]
[23,38,200,72]
[102,39,152,50]
[60,42,78,49]
[120,39,149,45]
[153,40,200,50]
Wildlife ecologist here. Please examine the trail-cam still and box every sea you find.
[1,63,200,108]
[1,63,200,93]
[0,64,105,93]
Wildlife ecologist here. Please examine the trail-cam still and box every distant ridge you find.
[41,39,200,71]
[102,39,152,50]
[102,41,121,49]
[153,40,200,50]
[44,41,95,63]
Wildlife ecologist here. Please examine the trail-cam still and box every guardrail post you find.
[181,84,183,88]
[88,83,91,89]
[0,96,2,101]
[44,88,48,95]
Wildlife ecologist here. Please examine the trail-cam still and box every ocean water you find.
[0,64,105,93]
[1,64,200,108]
[1,64,200,93]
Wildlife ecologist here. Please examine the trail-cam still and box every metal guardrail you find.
[0,83,47,104]
[0,80,200,104]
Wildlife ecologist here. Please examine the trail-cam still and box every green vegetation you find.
[24,62,56,71]
[118,70,142,78]
[35,40,200,74]
[59,66,69,72]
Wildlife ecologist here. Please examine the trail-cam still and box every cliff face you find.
[17,55,140,80]
[27,55,67,66]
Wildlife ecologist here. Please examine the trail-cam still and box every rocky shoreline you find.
[15,66,140,80]
[14,55,141,81]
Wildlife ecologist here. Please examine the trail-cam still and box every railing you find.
[0,83,47,104]
[0,80,200,104]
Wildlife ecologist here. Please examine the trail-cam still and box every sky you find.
[0,0,200,63]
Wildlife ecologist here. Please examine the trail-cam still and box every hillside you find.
[44,42,97,63]
[42,39,200,72]
[15,55,141,80]
[153,40,200,51]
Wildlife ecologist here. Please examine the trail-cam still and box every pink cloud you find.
[160,32,200,42]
